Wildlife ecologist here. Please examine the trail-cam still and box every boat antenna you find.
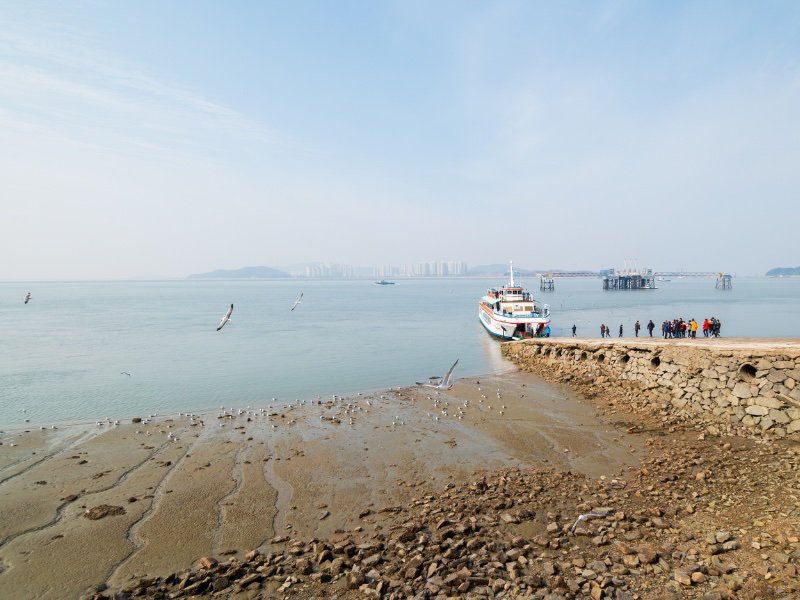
[509,260,515,286]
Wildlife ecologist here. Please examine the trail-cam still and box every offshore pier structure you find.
[602,267,657,290]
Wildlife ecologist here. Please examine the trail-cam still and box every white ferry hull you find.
[478,305,550,340]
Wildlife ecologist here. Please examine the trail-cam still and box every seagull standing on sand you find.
[569,510,613,533]
[217,304,233,331]
[291,292,303,311]
[24,292,32,304]
[416,359,459,390]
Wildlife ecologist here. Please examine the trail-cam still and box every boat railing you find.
[493,309,549,319]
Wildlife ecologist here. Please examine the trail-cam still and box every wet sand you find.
[0,370,642,599]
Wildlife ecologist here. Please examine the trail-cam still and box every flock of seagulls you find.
[12,289,475,438]
[215,291,304,332]
[22,291,306,332]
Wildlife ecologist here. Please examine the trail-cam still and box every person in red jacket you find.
[702,318,710,337]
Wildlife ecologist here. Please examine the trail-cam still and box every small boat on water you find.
[479,262,551,340]
[374,280,395,285]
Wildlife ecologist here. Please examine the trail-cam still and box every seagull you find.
[416,359,459,390]
[120,372,131,377]
[217,304,233,331]
[291,292,303,311]
[569,510,613,533]
[24,292,32,304]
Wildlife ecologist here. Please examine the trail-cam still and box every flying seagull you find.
[416,359,459,390]
[217,304,233,331]
[291,292,303,311]
[120,372,132,377]
[24,292,32,304]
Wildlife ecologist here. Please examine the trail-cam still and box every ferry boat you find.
[374,280,395,285]
[479,262,551,340]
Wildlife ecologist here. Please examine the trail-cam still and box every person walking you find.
[634,320,641,337]
[703,318,710,337]
[619,324,623,337]
[572,324,577,337]
[647,319,655,337]
[604,324,610,338]
[600,324,605,338]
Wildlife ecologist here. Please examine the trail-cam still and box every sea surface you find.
[1,276,799,427]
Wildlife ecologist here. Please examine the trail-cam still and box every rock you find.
[745,405,769,416]
[732,382,752,399]
[362,553,382,568]
[651,516,668,529]
[637,546,658,564]
[722,540,740,552]
[691,571,706,584]
[501,513,520,524]
[673,569,693,586]
[83,505,125,520]
[196,556,218,569]
[211,576,230,591]
[348,571,365,589]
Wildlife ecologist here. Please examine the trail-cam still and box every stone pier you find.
[502,338,800,438]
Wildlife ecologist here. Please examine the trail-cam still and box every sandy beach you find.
[0,370,641,599]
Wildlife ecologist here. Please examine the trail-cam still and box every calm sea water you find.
[1,276,799,427]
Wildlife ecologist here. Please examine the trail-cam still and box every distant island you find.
[766,266,800,277]
[188,266,289,279]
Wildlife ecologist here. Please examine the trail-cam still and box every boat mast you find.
[509,261,515,287]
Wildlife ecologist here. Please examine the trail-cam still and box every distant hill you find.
[766,266,800,277]
[188,266,289,279]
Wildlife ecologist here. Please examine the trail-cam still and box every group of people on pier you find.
[660,317,721,338]
[573,317,723,339]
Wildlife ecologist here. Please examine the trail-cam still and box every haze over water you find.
[1,276,799,428]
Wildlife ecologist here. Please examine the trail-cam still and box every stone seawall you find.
[502,338,800,438]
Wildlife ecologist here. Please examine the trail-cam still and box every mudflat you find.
[0,371,639,599]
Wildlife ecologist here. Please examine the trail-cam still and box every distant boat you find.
[657,276,671,282]
[374,280,395,285]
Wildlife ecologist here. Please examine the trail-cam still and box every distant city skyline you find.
[1,2,798,280]
[194,260,734,280]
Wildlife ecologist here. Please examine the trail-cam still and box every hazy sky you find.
[1,1,798,279]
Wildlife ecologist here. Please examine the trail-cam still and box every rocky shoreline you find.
[502,338,800,439]
[103,429,798,599]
